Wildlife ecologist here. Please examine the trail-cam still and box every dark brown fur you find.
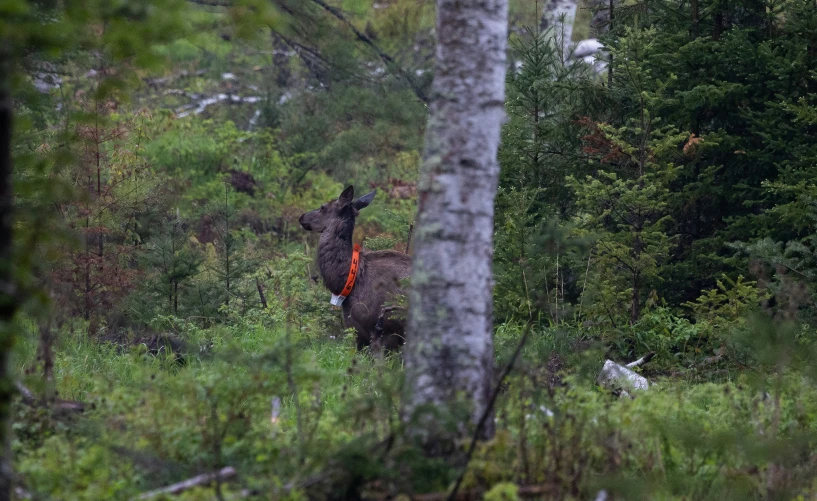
[299,186,411,350]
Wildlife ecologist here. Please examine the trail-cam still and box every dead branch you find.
[185,0,230,7]
[625,351,655,368]
[307,0,428,103]
[136,467,237,499]
[176,94,261,118]
[15,381,35,404]
[256,278,268,309]
[145,69,208,90]
[53,400,87,413]
[15,381,86,413]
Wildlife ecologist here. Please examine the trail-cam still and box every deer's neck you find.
[317,217,356,295]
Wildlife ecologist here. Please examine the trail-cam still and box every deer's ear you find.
[338,186,355,205]
[354,190,376,210]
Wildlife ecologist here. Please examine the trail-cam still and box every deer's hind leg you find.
[375,307,406,352]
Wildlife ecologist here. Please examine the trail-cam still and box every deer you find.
[298,186,411,351]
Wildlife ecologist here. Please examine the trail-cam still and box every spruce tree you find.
[145,215,202,316]
[494,26,605,323]
[569,27,687,326]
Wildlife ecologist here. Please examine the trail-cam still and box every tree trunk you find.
[713,9,723,41]
[403,0,508,446]
[607,0,614,87]
[256,278,268,309]
[37,320,55,404]
[0,52,16,501]
[630,232,642,324]
[691,0,699,38]
[84,214,91,322]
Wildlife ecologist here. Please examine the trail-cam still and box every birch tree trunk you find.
[403,0,508,444]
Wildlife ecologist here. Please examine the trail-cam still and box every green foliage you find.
[363,234,397,251]
[494,26,602,324]
[18,436,138,500]
[568,27,689,327]
[484,482,519,501]
[8,0,817,498]
[684,275,767,329]
[134,215,204,321]
[12,311,817,500]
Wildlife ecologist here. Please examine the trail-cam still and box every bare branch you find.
[256,278,268,309]
[306,0,428,103]
[137,467,237,500]
[15,381,35,404]
[190,0,428,101]
[186,0,230,7]
[625,351,655,368]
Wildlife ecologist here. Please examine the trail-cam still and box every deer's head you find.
[298,186,376,233]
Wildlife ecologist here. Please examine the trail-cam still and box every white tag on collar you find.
[330,294,346,306]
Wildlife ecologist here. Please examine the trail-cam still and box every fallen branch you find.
[185,0,231,7]
[15,381,35,404]
[15,380,87,413]
[54,400,87,413]
[136,466,237,499]
[176,94,261,118]
[145,69,207,87]
[625,351,655,368]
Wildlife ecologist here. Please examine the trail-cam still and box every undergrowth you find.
[11,308,817,500]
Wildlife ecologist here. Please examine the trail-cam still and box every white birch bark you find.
[403,0,508,441]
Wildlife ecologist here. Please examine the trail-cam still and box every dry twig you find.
[136,467,237,500]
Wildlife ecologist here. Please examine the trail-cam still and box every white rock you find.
[597,359,649,392]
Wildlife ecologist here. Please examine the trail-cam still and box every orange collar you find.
[339,243,361,298]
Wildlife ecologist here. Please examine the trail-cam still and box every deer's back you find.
[363,250,411,284]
